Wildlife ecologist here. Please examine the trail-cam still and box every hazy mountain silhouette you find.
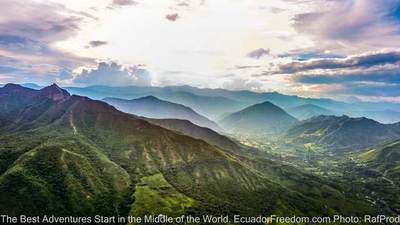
[103,96,222,132]
[220,101,298,135]
[287,104,336,120]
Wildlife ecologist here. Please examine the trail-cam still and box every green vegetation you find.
[285,115,400,152]
[130,173,194,217]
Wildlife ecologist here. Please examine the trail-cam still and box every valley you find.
[229,132,400,217]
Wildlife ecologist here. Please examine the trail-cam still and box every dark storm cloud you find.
[166,13,180,21]
[234,65,261,70]
[88,40,108,48]
[247,48,270,59]
[279,51,345,61]
[177,2,190,7]
[340,83,400,97]
[108,0,138,9]
[112,0,138,6]
[294,69,400,85]
[277,51,400,74]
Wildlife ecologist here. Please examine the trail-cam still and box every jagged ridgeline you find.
[0,84,374,221]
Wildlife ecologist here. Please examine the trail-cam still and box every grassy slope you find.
[130,173,194,218]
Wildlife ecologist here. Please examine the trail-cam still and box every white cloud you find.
[222,77,263,92]
[293,0,400,53]
[71,62,151,86]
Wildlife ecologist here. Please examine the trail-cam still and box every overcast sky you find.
[0,0,400,101]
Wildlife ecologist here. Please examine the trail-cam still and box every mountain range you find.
[7,83,400,124]
[0,84,374,217]
[63,85,400,123]
[103,96,221,132]
[65,86,247,119]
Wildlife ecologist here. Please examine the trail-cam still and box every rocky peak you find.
[40,83,70,101]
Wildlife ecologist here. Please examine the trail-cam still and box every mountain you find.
[0,84,374,217]
[102,96,222,132]
[154,91,246,119]
[353,139,400,214]
[285,115,400,152]
[220,101,298,135]
[286,104,336,121]
[358,136,400,173]
[358,140,400,175]
[66,86,247,119]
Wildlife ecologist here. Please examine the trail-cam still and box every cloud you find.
[0,1,96,84]
[339,83,400,97]
[109,0,138,8]
[72,62,152,86]
[294,69,400,84]
[166,13,180,21]
[290,64,400,98]
[293,0,400,52]
[234,65,261,70]
[277,51,400,74]
[88,40,108,48]
[279,49,400,99]
[0,1,85,44]
[222,77,262,91]
[247,48,270,59]
[177,2,190,7]
[279,51,345,61]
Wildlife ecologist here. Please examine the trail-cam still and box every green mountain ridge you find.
[0,84,374,218]
[285,115,400,152]
[357,139,400,183]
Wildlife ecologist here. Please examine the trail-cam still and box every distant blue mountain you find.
[286,104,337,120]
[103,96,222,132]
[220,101,298,135]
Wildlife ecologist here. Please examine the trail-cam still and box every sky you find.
[0,0,400,102]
